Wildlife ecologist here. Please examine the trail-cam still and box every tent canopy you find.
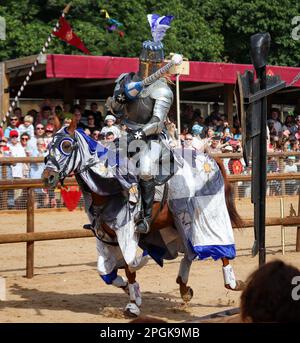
[4,54,300,104]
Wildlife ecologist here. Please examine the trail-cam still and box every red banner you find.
[53,17,91,55]
[61,186,82,211]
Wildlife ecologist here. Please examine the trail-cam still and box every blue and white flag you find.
[147,14,174,42]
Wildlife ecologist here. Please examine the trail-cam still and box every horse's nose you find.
[42,169,58,188]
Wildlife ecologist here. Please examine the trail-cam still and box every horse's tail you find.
[214,156,244,229]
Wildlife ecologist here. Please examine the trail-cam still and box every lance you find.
[1,2,72,126]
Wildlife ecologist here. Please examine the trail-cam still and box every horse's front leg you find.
[222,258,245,291]
[176,254,194,302]
[124,265,142,317]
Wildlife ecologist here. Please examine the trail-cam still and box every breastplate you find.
[124,96,154,129]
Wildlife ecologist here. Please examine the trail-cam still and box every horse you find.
[42,120,245,317]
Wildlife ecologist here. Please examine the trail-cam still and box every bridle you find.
[45,132,104,184]
[45,132,79,183]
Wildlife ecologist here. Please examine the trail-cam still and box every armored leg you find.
[135,178,156,234]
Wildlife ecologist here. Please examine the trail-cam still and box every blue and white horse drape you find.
[47,127,236,279]
[168,151,236,261]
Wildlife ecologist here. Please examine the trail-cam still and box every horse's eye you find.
[61,141,72,154]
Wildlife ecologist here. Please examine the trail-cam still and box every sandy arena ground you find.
[0,196,300,323]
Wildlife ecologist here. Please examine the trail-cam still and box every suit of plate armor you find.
[108,40,175,234]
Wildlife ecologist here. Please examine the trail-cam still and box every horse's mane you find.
[213,156,244,229]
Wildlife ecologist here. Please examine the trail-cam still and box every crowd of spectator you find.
[166,102,300,196]
[0,100,300,209]
[0,101,115,208]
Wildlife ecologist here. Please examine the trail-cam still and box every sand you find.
[0,196,299,323]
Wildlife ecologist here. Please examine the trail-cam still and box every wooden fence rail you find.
[1,216,300,245]
[1,173,300,278]
[1,173,300,190]
[1,150,300,164]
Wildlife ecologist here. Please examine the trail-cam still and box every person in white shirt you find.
[267,108,282,136]
[7,130,26,178]
[284,156,298,195]
[18,115,35,139]
[7,130,26,208]
[100,114,120,138]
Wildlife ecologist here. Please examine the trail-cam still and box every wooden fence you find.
[1,153,300,278]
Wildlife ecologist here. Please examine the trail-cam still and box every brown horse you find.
[42,121,244,317]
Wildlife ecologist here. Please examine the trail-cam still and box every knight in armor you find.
[106,14,179,234]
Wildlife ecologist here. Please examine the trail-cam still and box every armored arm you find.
[142,84,174,136]
[106,73,133,115]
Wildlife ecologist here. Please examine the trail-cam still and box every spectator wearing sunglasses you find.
[4,114,20,139]
[35,124,45,137]
[13,107,23,124]
[86,114,100,135]
[0,137,10,157]
[20,133,31,177]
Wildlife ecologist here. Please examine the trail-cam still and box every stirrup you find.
[135,218,150,234]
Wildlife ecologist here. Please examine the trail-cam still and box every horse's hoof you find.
[225,280,245,291]
[124,303,140,318]
[181,287,194,303]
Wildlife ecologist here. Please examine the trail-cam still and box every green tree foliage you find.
[201,0,300,66]
[1,0,300,66]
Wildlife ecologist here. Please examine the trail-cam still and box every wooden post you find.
[280,197,285,255]
[26,188,35,278]
[224,84,234,127]
[297,191,300,252]
[0,277,5,301]
[0,164,8,210]
[279,156,285,196]
[63,79,75,108]
[0,62,9,124]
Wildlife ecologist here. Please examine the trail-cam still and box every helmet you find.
[138,14,174,79]
[139,41,164,79]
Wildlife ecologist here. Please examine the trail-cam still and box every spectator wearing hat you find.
[191,123,204,139]
[100,114,120,138]
[4,114,20,139]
